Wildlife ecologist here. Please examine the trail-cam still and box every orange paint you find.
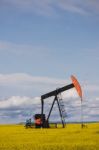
[71,75,82,101]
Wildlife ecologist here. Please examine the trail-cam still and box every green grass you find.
[0,123,99,150]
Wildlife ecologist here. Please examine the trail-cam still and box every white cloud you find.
[0,72,99,123]
[0,72,99,98]
[0,95,99,124]
[0,73,79,110]
[1,0,99,16]
[0,0,55,16]
[57,0,87,15]
[86,0,99,12]
[0,73,67,86]
[0,40,49,56]
[85,84,99,92]
[62,89,79,99]
[0,91,79,110]
[0,96,40,109]
[0,73,70,98]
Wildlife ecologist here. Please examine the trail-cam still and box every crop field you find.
[0,123,99,150]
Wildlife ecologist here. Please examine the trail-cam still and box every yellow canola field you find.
[0,123,99,150]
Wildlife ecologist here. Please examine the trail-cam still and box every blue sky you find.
[0,0,99,124]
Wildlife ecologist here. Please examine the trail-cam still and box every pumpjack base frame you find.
[41,95,66,128]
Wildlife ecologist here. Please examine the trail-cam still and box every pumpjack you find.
[34,75,82,128]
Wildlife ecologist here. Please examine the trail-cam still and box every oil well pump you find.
[34,75,82,128]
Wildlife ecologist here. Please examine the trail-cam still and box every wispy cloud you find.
[1,0,99,16]
[0,73,99,96]
[0,73,67,86]
[57,0,87,15]
[0,40,49,56]
[85,84,99,92]
[0,73,69,98]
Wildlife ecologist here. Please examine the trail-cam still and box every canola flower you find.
[0,123,99,150]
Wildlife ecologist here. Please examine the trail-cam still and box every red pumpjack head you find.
[71,75,83,101]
